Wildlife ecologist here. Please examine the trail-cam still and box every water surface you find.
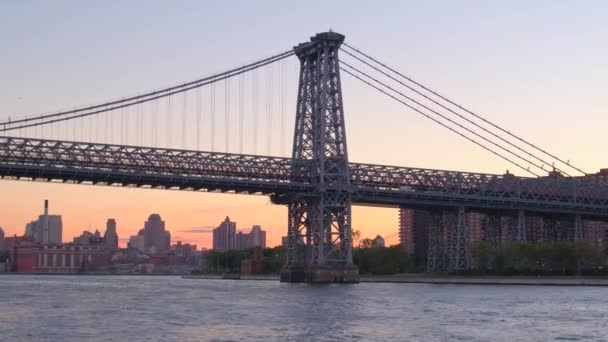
[0,275,607,341]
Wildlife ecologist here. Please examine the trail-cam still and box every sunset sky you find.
[1,1,607,248]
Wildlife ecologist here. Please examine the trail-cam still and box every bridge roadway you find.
[2,136,608,218]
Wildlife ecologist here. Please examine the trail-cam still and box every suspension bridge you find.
[1,32,607,282]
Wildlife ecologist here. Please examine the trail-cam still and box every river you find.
[0,275,607,341]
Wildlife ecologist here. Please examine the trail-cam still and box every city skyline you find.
[2,1,607,256]
[3,199,288,249]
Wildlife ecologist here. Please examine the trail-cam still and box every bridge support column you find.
[484,214,503,247]
[514,210,527,241]
[280,194,359,283]
[542,217,562,242]
[280,31,359,283]
[427,211,447,272]
[448,206,470,271]
[574,214,584,242]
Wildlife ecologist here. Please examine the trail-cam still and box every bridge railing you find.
[0,136,300,185]
[349,162,608,207]
[2,136,608,208]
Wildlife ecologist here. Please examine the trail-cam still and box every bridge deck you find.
[2,136,608,217]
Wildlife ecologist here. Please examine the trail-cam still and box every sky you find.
[1,1,607,248]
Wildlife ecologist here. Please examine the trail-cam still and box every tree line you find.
[471,241,607,276]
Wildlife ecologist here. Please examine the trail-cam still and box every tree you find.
[360,238,374,249]
[352,229,362,248]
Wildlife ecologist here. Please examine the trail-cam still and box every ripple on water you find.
[1,275,608,341]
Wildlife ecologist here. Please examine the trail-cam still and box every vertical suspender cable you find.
[280,60,286,156]
[153,101,158,147]
[167,95,172,147]
[196,87,202,150]
[210,83,215,151]
[225,79,230,152]
[182,91,188,148]
[239,73,244,154]
[267,64,273,155]
[252,69,258,154]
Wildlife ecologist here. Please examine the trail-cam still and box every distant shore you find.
[183,274,608,286]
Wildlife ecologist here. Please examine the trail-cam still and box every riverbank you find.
[183,273,608,286]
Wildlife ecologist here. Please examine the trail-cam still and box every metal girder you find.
[289,32,353,269]
[514,210,527,241]
[541,217,562,242]
[448,206,469,271]
[484,214,503,247]
[3,135,608,217]
[427,211,448,272]
[574,214,584,241]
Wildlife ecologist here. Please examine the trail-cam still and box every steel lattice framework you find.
[3,33,608,278]
[3,136,608,217]
[279,32,356,282]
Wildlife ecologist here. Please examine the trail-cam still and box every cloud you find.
[179,227,215,234]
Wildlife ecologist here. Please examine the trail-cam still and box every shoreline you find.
[183,274,608,286]
[4,273,608,286]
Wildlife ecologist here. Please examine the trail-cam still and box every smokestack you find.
[42,199,49,244]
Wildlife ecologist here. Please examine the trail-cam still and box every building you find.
[373,235,385,248]
[399,208,429,256]
[0,227,4,251]
[236,225,267,250]
[73,230,103,245]
[241,247,264,274]
[128,235,145,252]
[24,200,62,244]
[104,219,119,250]
[140,214,170,255]
[249,225,266,249]
[400,205,608,266]
[213,216,237,251]
[171,241,197,264]
[10,242,111,273]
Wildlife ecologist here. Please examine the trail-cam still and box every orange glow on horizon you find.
[0,181,399,250]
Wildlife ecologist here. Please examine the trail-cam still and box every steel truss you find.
[4,135,608,218]
[484,214,504,247]
[574,214,584,241]
[542,217,564,242]
[514,210,527,241]
[426,211,448,272]
[449,207,469,271]
[288,32,353,271]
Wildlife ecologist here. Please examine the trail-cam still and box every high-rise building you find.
[249,225,266,249]
[399,208,429,256]
[467,212,486,247]
[25,216,62,244]
[104,219,119,249]
[140,214,170,255]
[0,227,5,251]
[128,235,145,252]
[213,217,236,251]
[23,200,62,245]
[171,241,198,264]
[236,225,267,250]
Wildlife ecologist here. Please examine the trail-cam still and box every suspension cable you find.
[341,47,572,177]
[1,50,294,130]
[342,61,545,176]
[341,64,539,177]
[342,42,586,176]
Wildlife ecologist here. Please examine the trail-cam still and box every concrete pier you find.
[280,265,359,283]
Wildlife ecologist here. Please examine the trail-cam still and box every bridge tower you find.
[277,32,359,283]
